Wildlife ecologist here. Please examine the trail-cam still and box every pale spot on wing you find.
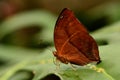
[60,15,63,19]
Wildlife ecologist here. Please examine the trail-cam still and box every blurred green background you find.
[0,0,120,80]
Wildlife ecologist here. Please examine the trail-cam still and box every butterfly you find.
[53,8,101,66]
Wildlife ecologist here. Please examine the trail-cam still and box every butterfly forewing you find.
[54,8,88,53]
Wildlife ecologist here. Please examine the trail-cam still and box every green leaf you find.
[0,13,120,80]
[0,10,56,47]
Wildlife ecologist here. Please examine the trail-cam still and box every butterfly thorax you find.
[53,51,69,64]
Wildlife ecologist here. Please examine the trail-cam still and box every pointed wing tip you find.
[62,8,70,11]
[54,8,73,28]
[61,8,72,13]
[59,8,73,16]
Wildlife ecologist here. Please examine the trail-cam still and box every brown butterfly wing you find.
[54,8,88,53]
[54,8,100,65]
[59,32,100,65]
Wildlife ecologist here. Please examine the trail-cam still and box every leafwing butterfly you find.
[53,8,101,66]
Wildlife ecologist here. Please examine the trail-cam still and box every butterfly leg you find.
[53,58,61,70]
[69,63,77,71]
